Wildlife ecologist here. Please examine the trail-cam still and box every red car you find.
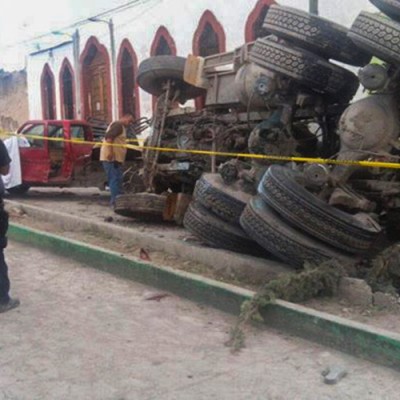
[10,120,140,194]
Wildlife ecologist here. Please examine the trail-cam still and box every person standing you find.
[100,113,134,207]
[0,140,20,313]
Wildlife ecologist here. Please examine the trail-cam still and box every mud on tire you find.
[249,37,359,101]
[183,201,263,254]
[258,166,381,253]
[264,5,371,66]
[348,12,400,65]
[240,196,354,268]
[193,174,252,224]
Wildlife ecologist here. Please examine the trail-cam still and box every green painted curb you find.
[8,223,400,370]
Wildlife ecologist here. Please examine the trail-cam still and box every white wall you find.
[27,43,74,119]
[27,0,379,121]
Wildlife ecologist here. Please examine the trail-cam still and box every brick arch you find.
[59,58,76,119]
[80,36,112,122]
[192,10,226,56]
[192,10,226,109]
[245,0,276,42]
[150,26,177,56]
[41,63,57,120]
[150,26,177,110]
[117,39,140,119]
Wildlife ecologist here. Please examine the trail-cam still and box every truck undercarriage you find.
[115,1,400,271]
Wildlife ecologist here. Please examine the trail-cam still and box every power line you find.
[2,0,154,50]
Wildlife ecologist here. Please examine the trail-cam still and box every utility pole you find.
[108,19,118,120]
[89,17,119,120]
[309,0,319,15]
[72,29,82,119]
[51,29,82,119]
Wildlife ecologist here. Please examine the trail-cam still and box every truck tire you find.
[193,174,251,224]
[258,166,381,253]
[183,201,263,254]
[348,12,400,65]
[249,37,359,100]
[137,56,205,102]
[369,0,400,22]
[114,193,166,220]
[240,196,354,268]
[264,5,371,66]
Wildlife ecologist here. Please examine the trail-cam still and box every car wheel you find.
[348,12,400,66]
[114,193,167,220]
[258,165,382,253]
[7,184,30,196]
[369,0,400,22]
[249,37,359,102]
[183,201,265,255]
[240,196,354,268]
[264,5,371,66]
[137,56,205,103]
[193,174,252,224]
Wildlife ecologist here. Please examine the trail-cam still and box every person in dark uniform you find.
[0,140,19,313]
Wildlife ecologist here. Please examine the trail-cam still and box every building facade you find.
[26,0,377,123]
[0,69,29,132]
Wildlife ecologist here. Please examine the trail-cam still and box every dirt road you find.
[1,241,399,400]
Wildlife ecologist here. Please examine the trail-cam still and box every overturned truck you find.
[116,1,400,269]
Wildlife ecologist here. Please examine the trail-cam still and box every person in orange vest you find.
[100,113,134,207]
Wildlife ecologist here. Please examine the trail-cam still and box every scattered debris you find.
[145,293,170,302]
[226,259,348,352]
[8,206,26,217]
[139,248,151,261]
[338,278,373,307]
[373,292,400,310]
[322,365,348,385]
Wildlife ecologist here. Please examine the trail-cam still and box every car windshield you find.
[20,124,45,148]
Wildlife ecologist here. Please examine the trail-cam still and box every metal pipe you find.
[309,0,319,15]
[211,128,217,174]
[108,18,119,120]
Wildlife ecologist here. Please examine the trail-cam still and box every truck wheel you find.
[249,37,359,100]
[7,184,30,196]
[264,5,371,66]
[240,196,354,268]
[193,174,251,224]
[258,166,381,253]
[183,201,264,254]
[348,12,400,65]
[369,0,400,22]
[137,56,205,103]
[114,193,166,220]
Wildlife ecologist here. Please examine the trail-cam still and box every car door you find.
[18,122,51,183]
[68,124,95,177]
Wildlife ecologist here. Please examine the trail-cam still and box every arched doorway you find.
[117,39,140,119]
[41,64,56,120]
[245,0,275,42]
[80,36,112,123]
[59,58,75,120]
[193,10,226,109]
[150,26,177,110]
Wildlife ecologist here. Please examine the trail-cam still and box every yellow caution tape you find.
[3,132,400,170]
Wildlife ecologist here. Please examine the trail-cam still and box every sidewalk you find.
[1,242,399,400]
